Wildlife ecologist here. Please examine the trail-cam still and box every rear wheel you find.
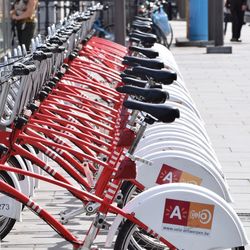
[114,220,168,250]
[0,171,17,240]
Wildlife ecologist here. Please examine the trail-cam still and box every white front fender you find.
[24,144,41,189]
[0,172,22,221]
[14,155,32,197]
[106,183,248,250]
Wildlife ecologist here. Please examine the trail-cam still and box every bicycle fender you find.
[152,43,182,77]
[135,151,232,202]
[22,157,35,195]
[108,183,249,250]
[24,144,40,189]
[0,172,22,221]
[0,194,22,220]
[14,155,32,197]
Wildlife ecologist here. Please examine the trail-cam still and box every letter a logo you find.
[170,205,182,220]
[156,164,182,184]
[163,172,173,183]
[163,199,190,226]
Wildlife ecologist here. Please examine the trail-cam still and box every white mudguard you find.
[164,87,202,120]
[152,43,183,80]
[0,172,22,221]
[136,140,220,170]
[14,155,32,197]
[149,118,210,143]
[22,158,35,196]
[106,184,249,250]
[143,122,211,145]
[136,132,220,167]
[135,150,232,202]
[24,144,41,189]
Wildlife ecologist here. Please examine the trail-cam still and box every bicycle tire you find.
[104,24,114,33]
[103,24,115,40]
[119,181,141,208]
[153,23,173,49]
[114,219,168,250]
[166,24,173,49]
[117,182,170,249]
[8,156,27,210]
[0,171,17,240]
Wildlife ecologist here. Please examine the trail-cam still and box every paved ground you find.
[172,21,250,249]
[1,21,250,249]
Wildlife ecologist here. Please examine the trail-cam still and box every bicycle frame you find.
[0,5,248,249]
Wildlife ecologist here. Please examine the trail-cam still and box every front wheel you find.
[165,24,173,49]
[0,171,17,240]
[153,23,173,49]
[114,220,169,250]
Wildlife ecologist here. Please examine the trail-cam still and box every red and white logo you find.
[163,198,214,230]
[156,164,202,185]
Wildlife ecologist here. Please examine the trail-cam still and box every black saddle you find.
[117,85,168,103]
[129,46,159,59]
[123,100,180,123]
[123,56,164,69]
[132,21,152,32]
[122,77,148,88]
[135,16,152,22]
[132,66,177,85]
[129,32,157,45]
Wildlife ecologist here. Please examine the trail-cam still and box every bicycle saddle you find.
[129,37,141,44]
[120,68,137,78]
[132,22,152,33]
[117,85,168,103]
[133,19,152,25]
[122,68,151,80]
[123,100,180,123]
[123,56,164,69]
[133,29,154,36]
[122,77,148,88]
[132,66,177,85]
[135,16,152,22]
[129,46,159,58]
[129,32,157,44]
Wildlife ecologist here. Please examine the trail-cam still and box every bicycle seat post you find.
[127,110,139,126]
[128,119,148,155]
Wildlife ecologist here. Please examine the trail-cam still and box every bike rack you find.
[0,2,248,250]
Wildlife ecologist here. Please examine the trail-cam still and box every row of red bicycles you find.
[0,3,248,250]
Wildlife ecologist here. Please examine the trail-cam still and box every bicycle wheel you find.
[153,24,173,49]
[0,171,16,240]
[103,24,115,40]
[153,24,167,47]
[166,24,173,49]
[117,183,169,249]
[119,181,141,208]
[114,220,168,250]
